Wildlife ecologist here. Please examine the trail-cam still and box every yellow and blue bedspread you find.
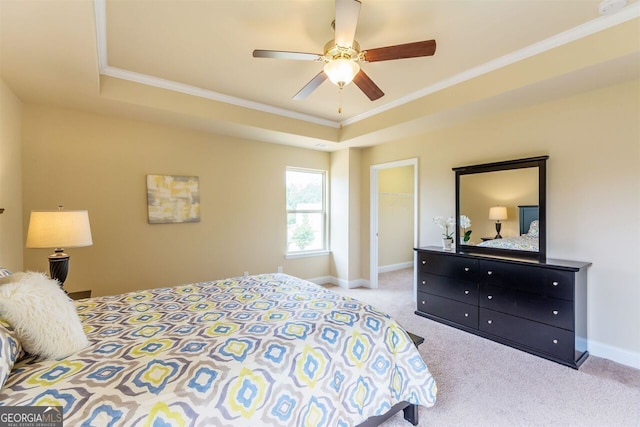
[0,273,436,426]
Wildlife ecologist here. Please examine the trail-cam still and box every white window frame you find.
[285,167,329,258]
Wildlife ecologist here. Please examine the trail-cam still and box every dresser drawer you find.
[419,272,478,305]
[417,292,478,329]
[479,260,575,300]
[479,309,575,362]
[418,252,478,281]
[545,270,576,300]
[480,283,574,330]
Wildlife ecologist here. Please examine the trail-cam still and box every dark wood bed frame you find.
[357,401,419,427]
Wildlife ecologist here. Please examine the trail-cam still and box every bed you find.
[0,272,437,426]
[477,205,539,252]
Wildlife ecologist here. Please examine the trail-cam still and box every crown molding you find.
[93,0,339,128]
[94,0,639,130]
[100,65,341,128]
[341,1,640,127]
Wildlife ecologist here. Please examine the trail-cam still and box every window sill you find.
[285,250,330,259]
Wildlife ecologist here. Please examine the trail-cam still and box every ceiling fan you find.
[253,0,436,102]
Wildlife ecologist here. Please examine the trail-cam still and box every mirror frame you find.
[454,156,548,261]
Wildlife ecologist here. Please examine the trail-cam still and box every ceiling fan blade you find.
[293,71,328,100]
[334,0,361,48]
[253,50,323,61]
[353,69,384,101]
[363,40,437,62]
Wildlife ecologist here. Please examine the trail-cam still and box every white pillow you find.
[0,272,88,360]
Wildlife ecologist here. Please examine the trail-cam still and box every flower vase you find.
[442,238,453,251]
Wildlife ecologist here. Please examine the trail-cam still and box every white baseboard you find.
[307,276,370,289]
[306,276,335,286]
[378,261,413,274]
[588,339,640,369]
[345,278,370,289]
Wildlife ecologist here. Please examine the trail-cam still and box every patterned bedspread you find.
[477,235,538,252]
[0,273,437,426]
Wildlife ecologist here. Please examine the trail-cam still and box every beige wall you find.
[21,105,330,296]
[378,166,414,267]
[329,148,362,286]
[0,79,23,272]
[360,79,640,366]
[348,149,361,282]
[330,149,349,281]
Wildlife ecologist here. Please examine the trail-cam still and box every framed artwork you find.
[146,175,200,224]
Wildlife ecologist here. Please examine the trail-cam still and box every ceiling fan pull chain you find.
[338,87,343,115]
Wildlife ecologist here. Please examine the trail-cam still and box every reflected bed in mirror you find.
[476,205,539,251]
[454,156,548,261]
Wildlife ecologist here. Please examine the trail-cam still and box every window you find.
[286,167,327,254]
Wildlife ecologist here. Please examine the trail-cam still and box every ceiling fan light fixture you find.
[253,1,435,101]
[324,58,360,87]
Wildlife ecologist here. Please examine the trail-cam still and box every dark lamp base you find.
[494,222,503,239]
[48,253,69,288]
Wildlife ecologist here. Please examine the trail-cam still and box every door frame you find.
[370,158,418,298]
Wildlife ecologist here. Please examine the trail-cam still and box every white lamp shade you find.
[26,210,93,248]
[324,58,360,86]
[488,206,508,221]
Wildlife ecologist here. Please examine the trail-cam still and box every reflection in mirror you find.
[459,168,538,247]
[454,156,548,261]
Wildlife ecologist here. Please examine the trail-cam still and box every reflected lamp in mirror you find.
[26,206,93,288]
[489,206,508,239]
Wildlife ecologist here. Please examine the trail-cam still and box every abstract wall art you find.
[146,175,200,224]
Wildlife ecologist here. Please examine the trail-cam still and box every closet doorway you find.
[370,158,418,300]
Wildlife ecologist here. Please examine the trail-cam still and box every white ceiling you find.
[1,0,639,150]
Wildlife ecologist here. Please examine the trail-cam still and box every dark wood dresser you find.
[415,246,591,369]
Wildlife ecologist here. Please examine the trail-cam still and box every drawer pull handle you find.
[464,290,470,295]
[487,295,493,300]
[464,267,470,272]
[552,281,559,286]
[422,260,426,265]
[553,310,559,315]
[487,320,493,324]
[422,301,426,305]
[422,280,426,285]
[464,313,469,317]
[487,271,493,275]
[553,339,558,344]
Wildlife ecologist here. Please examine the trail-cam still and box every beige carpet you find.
[323,268,640,427]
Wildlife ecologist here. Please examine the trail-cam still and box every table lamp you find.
[489,206,508,239]
[26,206,93,288]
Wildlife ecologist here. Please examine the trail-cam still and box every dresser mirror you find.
[454,156,548,261]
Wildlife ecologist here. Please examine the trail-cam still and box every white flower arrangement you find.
[460,215,472,242]
[433,216,455,239]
